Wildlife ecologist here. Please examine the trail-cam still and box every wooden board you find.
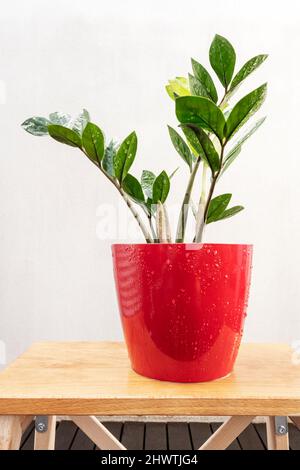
[288,424,300,450]
[189,423,212,449]
[144,423,167,450]
[0,342,300,416]
[167,422,192,450]
[254,423,267,447]
[237,422,265,450]
[101,422,123,443]
[121,422,144,450]
[55,421,77,450]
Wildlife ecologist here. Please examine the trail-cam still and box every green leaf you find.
[21,117,50,136]
[222,117,266,174]
[225,84,267,140]
[207,194,232,223]
[168,125,193,171]
[141,170,156,198]
[221,146,241,174]
[188,74,211,100]
[209,34,236,89]
[48,109,90,134]
[82,122,104,163]
[180,125,204,156]
[114,131,137,183]
[167,77,190,99]
[49,112,71,126]
[176,96,226,142]
[166,85,175,100]
[191,59,218,103]
[142,164,176,210]
[47,124,82,147]
[216,205,244,222]
[122,174,145,204]
[68,109,90,135]
[102,140,117,177]
[152,171,170,204]
[169,167,179,179]
[233,116,266,148]
[180,124,220,173]
[229,54,268,93]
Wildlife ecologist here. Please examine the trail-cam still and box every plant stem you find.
[194,162,208,242]
[191,198,198,219]
[142,207,157,241]
[156,202,171,243]
[219,89,228,110]
[195,145,225,242]
[119,188,153,243]
[193,88,229,243]
[200,162,208,208]
[82,149,153,243]
[148,215,157,240]
[175,157,201,243]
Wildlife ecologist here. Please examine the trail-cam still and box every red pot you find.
[112,243,253,383]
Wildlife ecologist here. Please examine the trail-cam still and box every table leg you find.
[72,416,126,450]
[21,416,34,434]
[0,415,23,450]
[266,416,289,450]
[34,416,56,450]
[199,416,255,450]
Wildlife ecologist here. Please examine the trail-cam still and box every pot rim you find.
[112,242,253,247]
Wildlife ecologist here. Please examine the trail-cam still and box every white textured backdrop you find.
[1,0,300,365]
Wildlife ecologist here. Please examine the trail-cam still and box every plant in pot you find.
[22,34,267,382]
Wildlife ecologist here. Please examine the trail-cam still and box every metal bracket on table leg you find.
[35,416,48,433]
[275,416,288,435]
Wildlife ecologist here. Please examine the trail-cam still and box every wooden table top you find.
[0,342,299,416]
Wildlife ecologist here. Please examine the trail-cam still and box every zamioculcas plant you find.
[167,34,267,242]
[22,34,267,245]
[22,34,268,383]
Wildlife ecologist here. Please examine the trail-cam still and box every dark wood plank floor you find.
[20,421,300,450]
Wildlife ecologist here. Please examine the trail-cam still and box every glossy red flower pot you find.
[112,243,253,382]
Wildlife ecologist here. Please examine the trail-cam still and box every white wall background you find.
[1,0,300,365]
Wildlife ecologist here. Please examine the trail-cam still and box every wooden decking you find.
[20,421,300,450]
